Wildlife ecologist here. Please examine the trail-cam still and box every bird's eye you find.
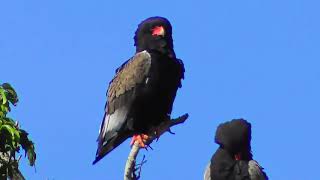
[151,26,165,36]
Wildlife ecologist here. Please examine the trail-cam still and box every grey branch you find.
[123,113,189,180]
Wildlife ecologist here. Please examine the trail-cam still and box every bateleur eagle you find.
[93,17,184,164]
[204,119,268,180]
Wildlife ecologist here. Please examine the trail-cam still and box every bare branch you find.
[124,113,189,180]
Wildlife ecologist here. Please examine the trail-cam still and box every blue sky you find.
[1,0,319,179]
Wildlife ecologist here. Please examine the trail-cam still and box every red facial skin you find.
[152,26,165,36]
[235,153,242,160]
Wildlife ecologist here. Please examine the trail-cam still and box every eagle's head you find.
[215,119,253,160]
[134,16,175,58]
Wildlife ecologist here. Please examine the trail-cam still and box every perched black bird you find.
[93,17,184,164]
[204,119,268,180]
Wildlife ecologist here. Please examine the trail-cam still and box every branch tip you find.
[124,113,189,180]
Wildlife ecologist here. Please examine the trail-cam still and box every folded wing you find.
[93,51,152,164]
[248,160,268,180]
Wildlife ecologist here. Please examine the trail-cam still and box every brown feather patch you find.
[107,51,151,113]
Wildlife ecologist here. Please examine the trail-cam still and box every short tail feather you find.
[93,132,131,165]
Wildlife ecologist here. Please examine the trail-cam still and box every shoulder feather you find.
[248,160,268,180]
[107,50,151,113]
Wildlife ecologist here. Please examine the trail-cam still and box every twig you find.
[124,113,189,180]
[133,155,147,180]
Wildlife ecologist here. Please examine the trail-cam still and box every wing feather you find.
[107,51,151,111]
[204,162,211,180]
[94,51,152,164]
[248,160,268,180]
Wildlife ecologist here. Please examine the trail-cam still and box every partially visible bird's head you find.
[215,119,253,160]
[134,16,175,57]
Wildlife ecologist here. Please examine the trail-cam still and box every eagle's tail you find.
[93,132,130,165]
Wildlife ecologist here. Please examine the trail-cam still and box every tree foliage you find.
[0,83,36,180]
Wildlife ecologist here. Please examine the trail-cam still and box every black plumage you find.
[93,17,184,164]
[204,119,268,180]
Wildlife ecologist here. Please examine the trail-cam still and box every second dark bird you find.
[204,119,268,180]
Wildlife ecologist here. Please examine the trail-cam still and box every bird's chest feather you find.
[147,55,179,90]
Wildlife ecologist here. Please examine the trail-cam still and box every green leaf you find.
[0,82,36,175]
[19,129,36,166]
[2,83,18,106]
[27,145,36,166]
[0,104,8,114]
[1,124,16,141]
[0,89,6,105]
[3,117,17,126]
[14,130,20,143]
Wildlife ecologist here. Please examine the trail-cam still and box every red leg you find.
[130,134,149,148]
